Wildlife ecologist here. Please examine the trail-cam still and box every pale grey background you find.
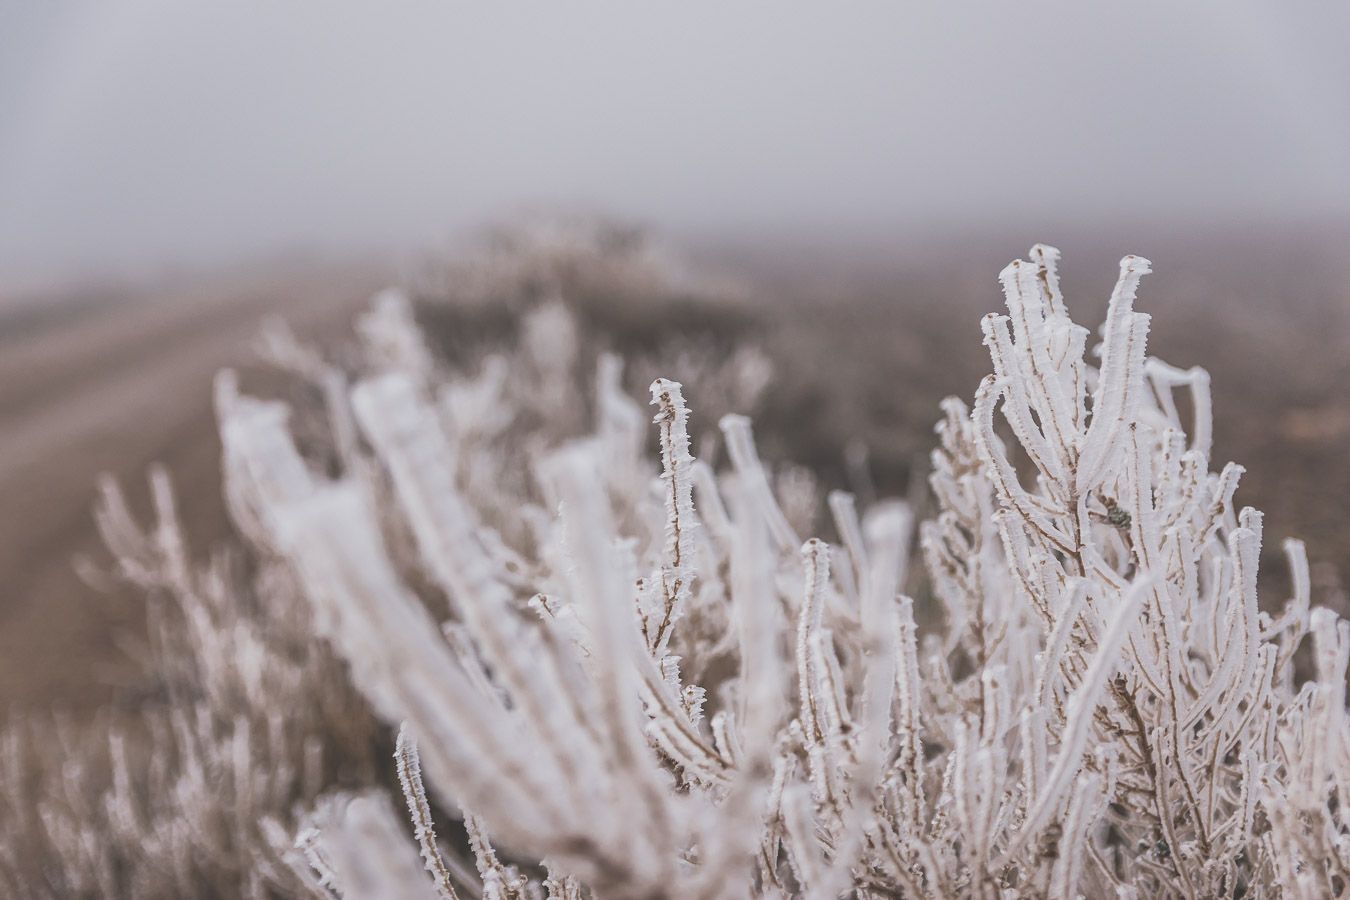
[3,2,1349,285]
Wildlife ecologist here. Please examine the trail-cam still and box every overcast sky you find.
[3,2,1349,284]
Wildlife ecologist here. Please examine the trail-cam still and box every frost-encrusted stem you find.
[394,726,461,900]
[649,378,697,656]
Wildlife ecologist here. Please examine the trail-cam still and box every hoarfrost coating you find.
[19,247,1347,897]
[197,249,1350,896]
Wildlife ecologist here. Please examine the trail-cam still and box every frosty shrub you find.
[6,246,1347,898]
[0,223,772,900]
[207,246,1348,898]
[0,466,380,897]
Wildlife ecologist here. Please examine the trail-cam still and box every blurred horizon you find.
[5,2,1350,291]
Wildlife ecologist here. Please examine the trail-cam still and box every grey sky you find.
[3,2,1349,284]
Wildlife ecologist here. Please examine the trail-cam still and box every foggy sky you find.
[3,2,1349,285]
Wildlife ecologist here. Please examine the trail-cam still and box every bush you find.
[7,244,1346,898]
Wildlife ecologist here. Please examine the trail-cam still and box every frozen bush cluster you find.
[222,247,1349,898]
[0,468,378,897]
[6,246,1348,898]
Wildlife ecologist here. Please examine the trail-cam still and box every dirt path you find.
[0,265,385,709]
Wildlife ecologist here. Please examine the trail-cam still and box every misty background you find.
[2,3,1350,709]
[4,1,1350,286]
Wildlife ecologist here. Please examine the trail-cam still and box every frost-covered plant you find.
[6,245,1344,898]
[208,247,1349,898]
[0,467,378,898]
[0,264,771,899]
